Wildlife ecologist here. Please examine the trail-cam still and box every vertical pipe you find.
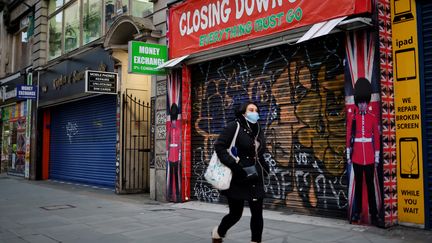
[147,102,150,191]
[128,94,132,190]
[138,98,142,189]
[122,94,126,187]
[133,97,137,189]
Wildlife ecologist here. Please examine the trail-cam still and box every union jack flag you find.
[345,31,380,105]
[167,70,182,121]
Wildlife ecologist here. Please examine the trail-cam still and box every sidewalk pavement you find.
[1,174,432,243]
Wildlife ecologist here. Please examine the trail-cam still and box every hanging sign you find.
[85,70,118,94]
[168,0,371,58]
[391,0,425,226]
[17,85,37,100]
[128,41,168,75]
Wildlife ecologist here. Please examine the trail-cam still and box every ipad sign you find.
[395,48,417,81]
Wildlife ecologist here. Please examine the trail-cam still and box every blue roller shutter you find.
[49,95,117,188]
[420,1,432,229]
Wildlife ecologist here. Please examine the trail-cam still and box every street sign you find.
[85,70,118,95]
[17,85,37,100]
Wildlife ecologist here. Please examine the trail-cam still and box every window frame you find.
[47,0,104,60]
[11,15,32,72]
[63,0,81,53]
[104,0,153,29]
[47,0,154,61]
[82,0,104,45]
[47,11,63,60]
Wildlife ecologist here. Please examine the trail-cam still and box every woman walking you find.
[211,102,269,243]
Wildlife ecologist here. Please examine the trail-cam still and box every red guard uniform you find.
[168,120,180,162]
[346,105,380,223]
[167,119,181,202]
[346,106,380,165]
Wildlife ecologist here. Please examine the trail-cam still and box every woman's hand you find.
[229,162,246,178]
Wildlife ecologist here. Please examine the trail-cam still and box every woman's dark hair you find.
[235,101,260,118]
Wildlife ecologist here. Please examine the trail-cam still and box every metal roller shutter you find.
[420,1,432,229]
[49,95,117,188]
[191,35,347,218]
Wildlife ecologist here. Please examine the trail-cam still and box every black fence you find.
[122,91,152,193]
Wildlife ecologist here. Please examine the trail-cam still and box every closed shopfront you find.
[419,0,432,229]
[190,35,347,217]
[49,95,117,187]
[166,0,386,223]
[38,47,118,188]
[0,73,30,177]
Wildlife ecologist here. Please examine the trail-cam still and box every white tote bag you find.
[204,122,240,190]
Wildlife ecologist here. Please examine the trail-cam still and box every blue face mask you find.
[245,112,260,124]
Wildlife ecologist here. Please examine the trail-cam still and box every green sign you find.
[128,41,167,75]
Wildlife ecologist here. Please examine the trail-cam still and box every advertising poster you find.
[391,0,425,226]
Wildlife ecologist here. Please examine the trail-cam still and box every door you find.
[121,90,152,192]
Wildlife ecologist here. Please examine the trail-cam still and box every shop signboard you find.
[168,0,372,58]
[38,47,115,107]
[85,70,118,95]
[391,0,425,226]
[128,41,168,75]
[1,88,17,101]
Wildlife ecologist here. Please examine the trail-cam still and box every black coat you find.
[214,117,269,200]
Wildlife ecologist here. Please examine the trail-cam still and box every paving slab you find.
[20,234,60,243]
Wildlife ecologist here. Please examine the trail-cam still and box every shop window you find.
[131,0,153,18]
[1,103,27,176]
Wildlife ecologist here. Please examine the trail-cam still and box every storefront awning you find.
[184,17,372,65]
[157,55,189,69]
[297,16,348,44]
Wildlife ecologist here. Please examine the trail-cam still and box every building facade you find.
[0,0,164,195]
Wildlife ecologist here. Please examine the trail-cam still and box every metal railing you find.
[121,92,152,192]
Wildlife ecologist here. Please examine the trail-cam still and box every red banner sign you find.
[169,0,371,58]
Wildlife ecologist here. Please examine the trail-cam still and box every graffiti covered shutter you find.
[49,95,117,188]
[420,1,432,229]
[190,35,347,218]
